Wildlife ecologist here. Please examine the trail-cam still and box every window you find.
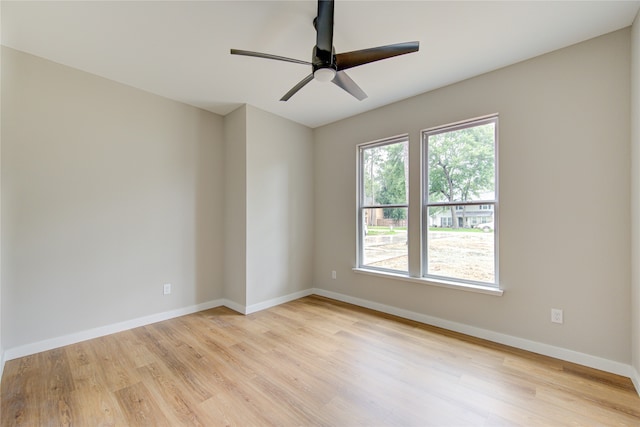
[423,116,498,286]
[355,116,500,293]
[358,136,408,273]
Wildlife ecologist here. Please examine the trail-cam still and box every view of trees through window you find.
[357,116,498,286]
[360,138,408,272]
[425,117,497,284]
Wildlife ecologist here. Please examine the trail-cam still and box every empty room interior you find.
[2,0,640,425]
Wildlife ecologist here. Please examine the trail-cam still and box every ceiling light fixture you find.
[314,67,336,82]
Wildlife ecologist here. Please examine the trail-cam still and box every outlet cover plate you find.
[551,308,563,324]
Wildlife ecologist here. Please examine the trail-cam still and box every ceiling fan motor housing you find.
[312,46,336,71]
[312,46,337,82]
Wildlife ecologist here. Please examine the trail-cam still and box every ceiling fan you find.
[230,0,419,101]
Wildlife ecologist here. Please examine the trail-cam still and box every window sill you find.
[352,268,504,296]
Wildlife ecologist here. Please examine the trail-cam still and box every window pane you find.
[362,141,408,206]
[426,205,495,283]
[362,207,408,272]
[427,122,495,203]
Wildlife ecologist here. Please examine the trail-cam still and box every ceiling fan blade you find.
[335,41,419,71]
[280,73,314,101]
[332,71,367,101]
[230,49,311,66]
[315,0,334,54]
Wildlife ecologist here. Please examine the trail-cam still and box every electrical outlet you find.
[331,270,337,280]
[163,283,172,295]
[551,308,563,324]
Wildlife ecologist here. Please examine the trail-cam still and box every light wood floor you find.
[2,295,640,426]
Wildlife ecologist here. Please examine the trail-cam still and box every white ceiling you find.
[2,1,639,128]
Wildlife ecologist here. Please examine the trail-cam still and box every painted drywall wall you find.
[1,47,225,350]
[222,105,314,310]
[245,105,314,306]
[223,106,248,307]
[632,12,640,383]
[0,5,3,378]
[314,29,631,363]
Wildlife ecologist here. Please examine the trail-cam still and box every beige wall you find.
[245,105,314,306]
[314,29,631,363]
[631,12,640,383]
[1,47,225,349]
[222,105,314,309]
[0,4,3,374]
[223,106,248,307]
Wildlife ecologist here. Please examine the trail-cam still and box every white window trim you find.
[356,134,409,274]
[354,115,503,296]
[352,268,504,296]
[422,114,500,288]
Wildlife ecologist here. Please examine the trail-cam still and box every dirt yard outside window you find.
[365,229,495,283]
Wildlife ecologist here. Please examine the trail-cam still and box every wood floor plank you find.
[137,363,206,426]
[1,355,40,427]
[32,349,76,426]
[130,326,214,403]
[113,381,172,426]
[3,295,640,426]
[87,335,144,393]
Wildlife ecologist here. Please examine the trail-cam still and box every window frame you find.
[356,135,409,274]
[421,115,499,287]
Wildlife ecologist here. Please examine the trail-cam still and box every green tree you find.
[377,142,407,222]
[362,141,408,224]
[363,147,382,206]
[428,123,495,228]
[362,145,384,227]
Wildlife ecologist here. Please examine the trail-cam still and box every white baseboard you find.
[632,367,640,397]
[0,347,5,383]
[220,289,315,315]
[245,289,314,314]
[312,288,636,381]
[221,298,246,315]
[4,299,226,361]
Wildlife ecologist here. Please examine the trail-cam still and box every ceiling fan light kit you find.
[314,67,336,82]
[231,0,419,101]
